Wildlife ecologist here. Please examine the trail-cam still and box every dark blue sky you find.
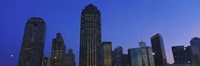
[1,0,200,66]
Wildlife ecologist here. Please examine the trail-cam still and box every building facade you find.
[113,46,123,66]
[65,49,76,66]
[190,37,200,65]
[151,33,167,66]
[50,33,66,66]
[186,46,192,64]
[172,46,189,64]
[139,41,155,66]
[128,48,143,66]
[102,42,112,66]
[122,54,130,66]
[79,4,102,66]
[18,17,47,66]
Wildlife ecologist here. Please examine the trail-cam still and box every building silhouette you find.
[122,54,130,66]
[65,49,76,66]
[190,37,200,65]
[50,33,66,66]
[102,42,112,66]
[139,41,155,66]
[113,46,123,66]
[151,33,167,66]
[185,46,192,64]
[172,46,191,64]
[18,17,47,66]
[79,4,102,66]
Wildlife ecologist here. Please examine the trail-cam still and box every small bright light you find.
[188,61,190,63]
[152,53,155,55]
[11,55,14,57]
[54,57,57,59]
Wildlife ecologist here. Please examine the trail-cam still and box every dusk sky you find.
[1,0,200,66]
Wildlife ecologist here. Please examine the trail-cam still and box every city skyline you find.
[1,0,200,66]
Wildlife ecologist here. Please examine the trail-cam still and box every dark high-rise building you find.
[190,37,200,65]
[151,33,167,66]
[50,33,66,66]
[18,17,47,66]
[122,54,130,66]
[139,41,155,66]
[112,51,115,66]
[113,46,123,66]
[190,37,200,55]
[65,49,76,66]
[172,46,188,64]
[79,4,102,66]
[102,42,112,66]
[185,46,192,64]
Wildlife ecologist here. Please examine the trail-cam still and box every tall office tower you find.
[113,46,123,66]
[65,49,76,66]
[18,17,46,66]
[128,48,143,66]
[172,46,188,64]
[50,33,66,66]
[122,54,130,66]
[190,37,200,65]
[151,33,167,66]
[102,42,112,66]
[42,57,49,66]
[79,4,102,66]
[186,46,192,64]
[112,51,115,66]
[139,41,155,66]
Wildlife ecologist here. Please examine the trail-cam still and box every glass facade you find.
[139,41,155,66]
[128,48,143,66]
[151,33,167,66]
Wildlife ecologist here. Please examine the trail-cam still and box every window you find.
[32,24,38,31]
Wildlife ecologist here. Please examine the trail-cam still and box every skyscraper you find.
[102,42,112,66]
[18,17,47,66]
[185,46,192,64]
[171,46,187,64]
[113,46,123,66]
[190,37,200,55]
[79,4,102,66]
[190,37,200,65]
[65,49,76,66]
[122,54,130,66]
[128,48,143,66]
[50,33,66,66]
[139,41,155,66]
[151,33,167,66]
